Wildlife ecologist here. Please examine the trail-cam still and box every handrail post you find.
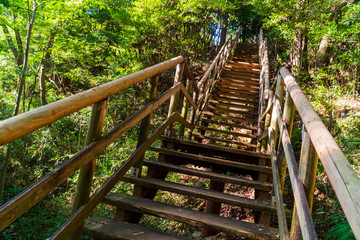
[278,91,296,191]
[290,126,318,239]
[179,78,192,138]
[132,75,159,177]
[167,63,185,136]
[267,73,284,152]
[69,99,107,240]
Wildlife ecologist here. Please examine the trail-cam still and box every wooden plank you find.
[48,113,191,239]
[70,99,107,240]
[202,111,258,124]
[145,161,272,191]
[159,136,270,159]
[84,216,187,240]
[220,76,260,85]
[219,82,260,91]
[209,99,258,111]
[121,176,279,214]
[215,92,258,103]
[217,86,259,96]
[202,118,258,131]
[280,67,360,237]
[104,193,279,240]
[149,147,271,173]
[206,105,258,117]
[0,56,184,146]
[196,125,256,139]
[194,133,258,149]
[212,95,259,106]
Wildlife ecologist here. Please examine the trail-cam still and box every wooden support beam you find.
[132,75,159,176]
[70,99,107,240]
[290,127,319,240]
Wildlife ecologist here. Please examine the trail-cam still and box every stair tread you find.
[217,85,260,96]
[159,136,270,159]
[149,147,272,173]
[206,105,258,117]
[122,176,278,215]
[103,193,279,239]
[196,125,257,139]
[220,77,260,86]
[202,111,258,124]
[202,118,257,131]
[144,160,273,191]
[209,99,258,111]
[195,133,258,149]
[84,216,186,240]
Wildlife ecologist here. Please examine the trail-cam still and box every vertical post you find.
[168,63,185,117]
[167,63,184,137]
[179,78,192,138]
[269,73,285,152]
[261,90,273,152]
[290,126,318,240]
[278,91,296,192]
[132,75,159,177]
[70,99,107,240]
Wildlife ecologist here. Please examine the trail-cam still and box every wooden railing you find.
[258,33,360,239]
[0,28,241,239]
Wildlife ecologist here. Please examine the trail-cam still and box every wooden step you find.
[103,193,279,240]
[223,71,260,80]
[220,77,260,87]
[149,147,272,173]
[212,95,259,108]
[217,85,259,96]
[202,118,257,131]
[226,61,260,67]
[216,89,259,101]
[84,216,186,240]
[196,133,258,149]
[209,99,258,111]
[196,125,257,139]
[206,105,258,117]
[219,82,260,92]
[224,66,261,73]
[122,176,278,215]
[159,136,269,159]
[202,111,258,124]
[144,161,272,191]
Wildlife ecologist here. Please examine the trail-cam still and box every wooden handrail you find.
[0,82,194,231]
[280,67,360,238]
[0,56,184,146]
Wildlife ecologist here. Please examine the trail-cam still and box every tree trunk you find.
[219,12,229,48]
[315,32,331,69]
[0,0,38,200]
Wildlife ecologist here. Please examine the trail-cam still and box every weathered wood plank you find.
[196,125,257,139]
[149,147,271,173]
[104,193,279,240]
[121,176,279,214]
[84,216,187,240]
[159,136,270,159]
[144,161,273,191]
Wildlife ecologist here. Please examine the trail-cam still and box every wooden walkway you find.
[84,43,281,239]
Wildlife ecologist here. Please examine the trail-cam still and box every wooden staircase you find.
[83,43,281,239]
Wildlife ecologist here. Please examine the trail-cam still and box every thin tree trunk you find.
[0,0,38,199]
[219,12,228,48]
